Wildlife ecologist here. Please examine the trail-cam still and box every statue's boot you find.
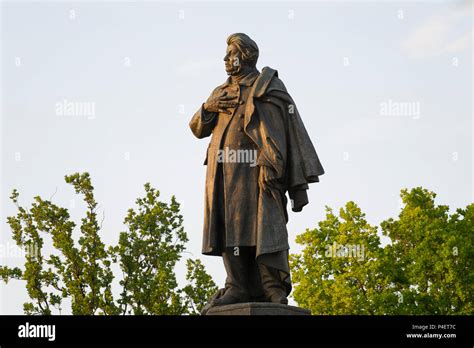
[247,263,266,302]
[258,262,289,304]
[268,291,288,305]
[213,248,249,306]
[212,289,246,306]
[200,288,226,314]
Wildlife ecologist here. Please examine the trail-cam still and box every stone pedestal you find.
[204,302,311,315]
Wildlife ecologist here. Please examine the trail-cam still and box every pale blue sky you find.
[1,0,472,313]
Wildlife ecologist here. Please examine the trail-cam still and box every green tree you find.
[290,201,386,314]
[290,187,473,315]
[0,173,216,315]
[0,173,117,315]
[182,259,218,314]
[111,183,217,315]
[380,188,473,314]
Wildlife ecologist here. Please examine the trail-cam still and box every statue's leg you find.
[246,247,266,302]
[257,251,292,305]
[213,248,250,305]
[258,264,288,304]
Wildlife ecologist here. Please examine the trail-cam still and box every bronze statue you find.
[190,33,324,310]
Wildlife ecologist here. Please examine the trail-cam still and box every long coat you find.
[190,67,324,258]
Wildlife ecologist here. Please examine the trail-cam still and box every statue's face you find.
[224,43,242,76]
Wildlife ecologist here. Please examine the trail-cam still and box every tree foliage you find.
[291,187,473,315]
[0,173,217,315]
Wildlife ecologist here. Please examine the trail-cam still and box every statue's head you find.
[224,33,259,76]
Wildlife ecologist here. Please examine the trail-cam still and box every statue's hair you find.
[226,33,259,67]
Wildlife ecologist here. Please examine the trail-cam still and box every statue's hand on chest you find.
[203,88,238,115]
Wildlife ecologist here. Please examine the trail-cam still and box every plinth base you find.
[204,302,311,315]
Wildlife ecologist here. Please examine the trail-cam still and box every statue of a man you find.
[190,33,324,308]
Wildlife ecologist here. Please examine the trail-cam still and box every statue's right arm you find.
[189,86,223,139]
[189,104,217,139]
